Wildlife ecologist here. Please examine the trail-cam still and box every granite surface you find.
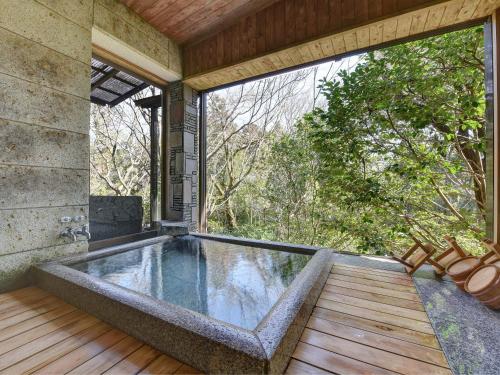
[333,252,407,272]
[413,273,500,375]
[333,252,500,375]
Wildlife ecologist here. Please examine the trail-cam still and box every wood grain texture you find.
[329,273,418,292]
[121,0,279,44]
[287,262,449,373]
[0,287,201,375]
[182,0,499,89]
[306,316,448,367]
[323,284,425,311]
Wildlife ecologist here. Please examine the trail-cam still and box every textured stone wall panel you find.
[0,27,90,99]
[0,119,89,170]
[0,73,90,134]
[0,206,89,256]
[0,166,89,210]
[0,0,92,64]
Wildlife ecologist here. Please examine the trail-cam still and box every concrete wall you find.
[0,0,183,291]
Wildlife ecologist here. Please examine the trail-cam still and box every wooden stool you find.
[465,264,500,309]
[392,235,435,275]
[429,235,468,277]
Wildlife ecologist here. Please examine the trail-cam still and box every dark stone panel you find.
[89,196,143,241]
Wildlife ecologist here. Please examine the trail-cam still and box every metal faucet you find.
[75,224,91,241]
[60,227,77,242]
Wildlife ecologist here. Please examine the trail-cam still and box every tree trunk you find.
[224,200,238,230]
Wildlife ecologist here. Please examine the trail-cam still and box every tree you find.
[90,88,157,222]
[207,71,311,230]
[303,26,486,253]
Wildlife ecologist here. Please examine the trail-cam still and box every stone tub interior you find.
[70,235,311,330]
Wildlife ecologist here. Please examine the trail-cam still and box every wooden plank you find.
[324,284,425,311]
[409,8,430,35]
[369,23,384,46]
[316,299,435,334]
[440,0,465,26]
[104,345,161,375]
[313,307,440,349]
[292,341,397,375]
[286,359,332,374]
[1,322,110,374]
[0,314,99,370]
[332,267,415,286]
[138,354,183,374]
[0,295,60,322]
[67,336,143,374]
[456,0,481,22]
[424,4,446,31]
[0,287,49,305]
[32,329,128,374]
[0,303,76,342]
[343,31,358,51]
[300,328,451,375]
[396,13,412,38]
[356,26,370,49]
[329,273,417,293]
[175,364,203,374]
[331,35,347,54]
[307,316,448,367]
[473,0,499,18]
[0,310,89,356]
[320,291,429,322]
[326,279,420,301]
[383,18,398,42]
[333,264,410,279]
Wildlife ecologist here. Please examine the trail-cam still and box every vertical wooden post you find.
[485,17,495,240]
[150,106,159,225]
[492,10,500,242]
[199,92,208,232]
[161,88,169,220]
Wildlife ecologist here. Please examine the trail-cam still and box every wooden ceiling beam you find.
[182,0,500,90]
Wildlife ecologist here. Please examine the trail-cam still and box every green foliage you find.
[209,26,488,256]
[303,26,486,253]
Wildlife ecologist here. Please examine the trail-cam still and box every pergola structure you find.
[90,58,150,106]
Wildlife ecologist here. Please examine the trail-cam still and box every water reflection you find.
[72,236,310,329]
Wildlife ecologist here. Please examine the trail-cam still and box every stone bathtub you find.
[33,233,333,374]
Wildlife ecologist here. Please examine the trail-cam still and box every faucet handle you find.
[60,227,77,242]
[76,224,91,241]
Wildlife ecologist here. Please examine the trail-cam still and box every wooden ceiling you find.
[120,0,280,45]
[183,0,499,90]
[121,0,500,90]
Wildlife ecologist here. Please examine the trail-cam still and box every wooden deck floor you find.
[0,262,450,374]
[286,263,451,375]
[0,286,200,374]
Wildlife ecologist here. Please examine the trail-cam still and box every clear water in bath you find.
[71,236,311,329]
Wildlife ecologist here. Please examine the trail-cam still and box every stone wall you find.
[93,0,181,76]
[0,0,184,291]
[0,0,93,292]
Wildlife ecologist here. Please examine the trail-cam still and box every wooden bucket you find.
[465,264,500,309]
[446,256,481,290]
